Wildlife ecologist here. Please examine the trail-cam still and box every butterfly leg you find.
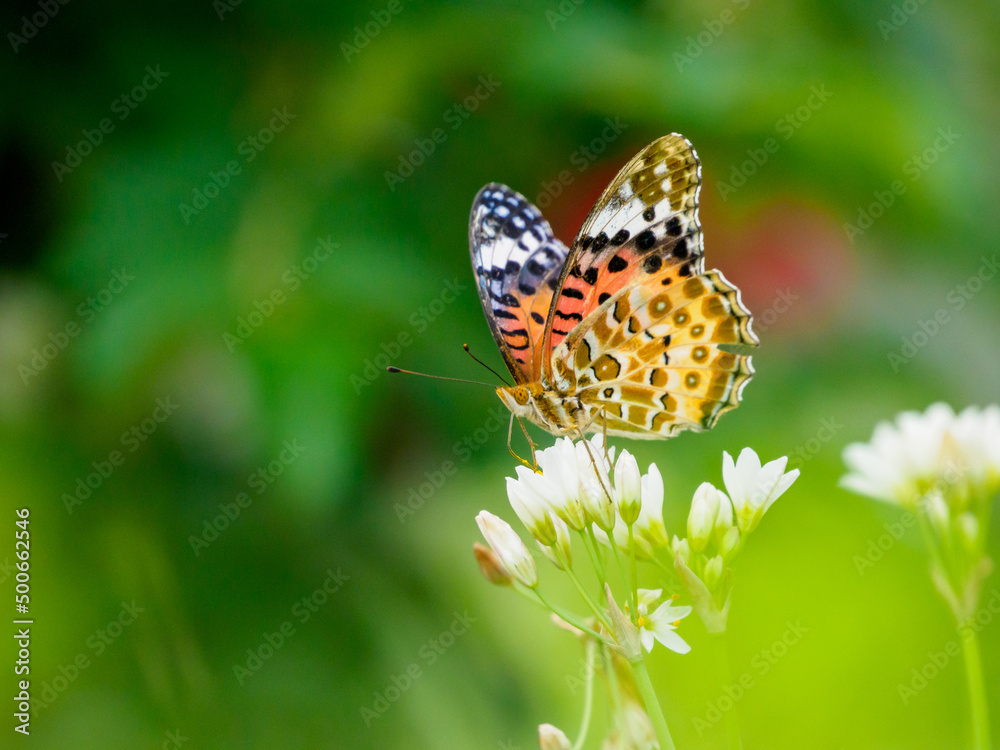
[506,412,538,471]
[575,426,614,503]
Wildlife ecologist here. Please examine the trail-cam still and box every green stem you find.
[631,657,676,750]
[960,624,992,750]
[563,568,613,631]
[585,526,608,582]
[571,640,597,750]
[710,633,743,750]
[521,587,611,645]
[627,524,639,621]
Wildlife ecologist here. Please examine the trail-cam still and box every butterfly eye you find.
[513,386,530,405]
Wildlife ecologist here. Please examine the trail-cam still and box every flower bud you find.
[538,723,571,750]
[719,526,741,562]
[924,491,950,537]
[615,450,643,525]
[476,511,538,588]
[636,464,669,548]
[687,482,721,552]
[957,512,980,554]
[507,476,558,546]
[672,536,691,567]
[579,466,616,532]
[473,542,512,586]
[703,554,724,592]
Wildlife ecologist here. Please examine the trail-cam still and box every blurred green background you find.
[1,0,998,747]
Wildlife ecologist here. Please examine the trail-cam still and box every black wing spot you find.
[526,260,546,275]
[499,293,519,307]
[531,311,545,324]
[643,206,656,222]
[636,229,657,252]
[493,308,518,319]
[519,283,536,295]
[608,255,628,273]
[554,310,583,321]
[671,237,689,259]
[569,263,583,278]
[643,255,662,274]
[678,262,693,278]
[489,267,504,281]
[505,260,521,274]
[611,229,630,245]
[552,328,572,336]
[598,292,611,304]
[561,287,584,299]
[665,216,683,236]
[580,236,594,251]
[583,267,598,286]
[592,232,610,252]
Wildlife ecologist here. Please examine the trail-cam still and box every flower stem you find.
[571,640,597,750]
[960,623,992,750]
[627,524,639,620]
[563,568,614,631]
[585,526,608,582]
[631,657,676,750]
[710,632,743,750]
[520,587,611,644]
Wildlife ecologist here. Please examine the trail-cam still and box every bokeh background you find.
[1,0,998,747]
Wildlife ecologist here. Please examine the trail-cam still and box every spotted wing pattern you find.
[470,184,570,383]
[552,266,757,438]
[547,134,758,438]
[543,134,706,378]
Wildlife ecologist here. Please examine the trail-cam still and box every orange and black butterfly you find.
[470,134,757,441]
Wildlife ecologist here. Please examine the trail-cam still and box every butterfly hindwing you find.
[544,134,706,377]
[469,183,570,383]
[553,266,756,438]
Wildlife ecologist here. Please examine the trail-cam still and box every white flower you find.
[636,588,691,654]
[840,403,1000,508]
[577,435,617,531]
[723,448,800,533]
[507,474,558,546]
[538,724,571,750]
[537,514,573,570]
[635,463,669,548]
[687,482,723,552]
[593,516,654,560]
[615,449,642,525]
[534,437,589,529]
[475,511,537,588]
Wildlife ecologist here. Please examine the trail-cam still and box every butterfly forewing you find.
[543,134,707,380]
[469,183,570,383]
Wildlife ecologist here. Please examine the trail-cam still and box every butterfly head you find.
[496,382,573,435]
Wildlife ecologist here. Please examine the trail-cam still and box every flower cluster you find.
[474,435,800,750]
[842,403,1000,620]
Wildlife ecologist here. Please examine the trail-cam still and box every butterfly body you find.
[471,134,757,441]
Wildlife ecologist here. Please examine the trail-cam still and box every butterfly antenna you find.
[386,367,497,388]
[462,344,512,386]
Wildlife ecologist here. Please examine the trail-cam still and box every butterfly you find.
[469,134,758,448]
